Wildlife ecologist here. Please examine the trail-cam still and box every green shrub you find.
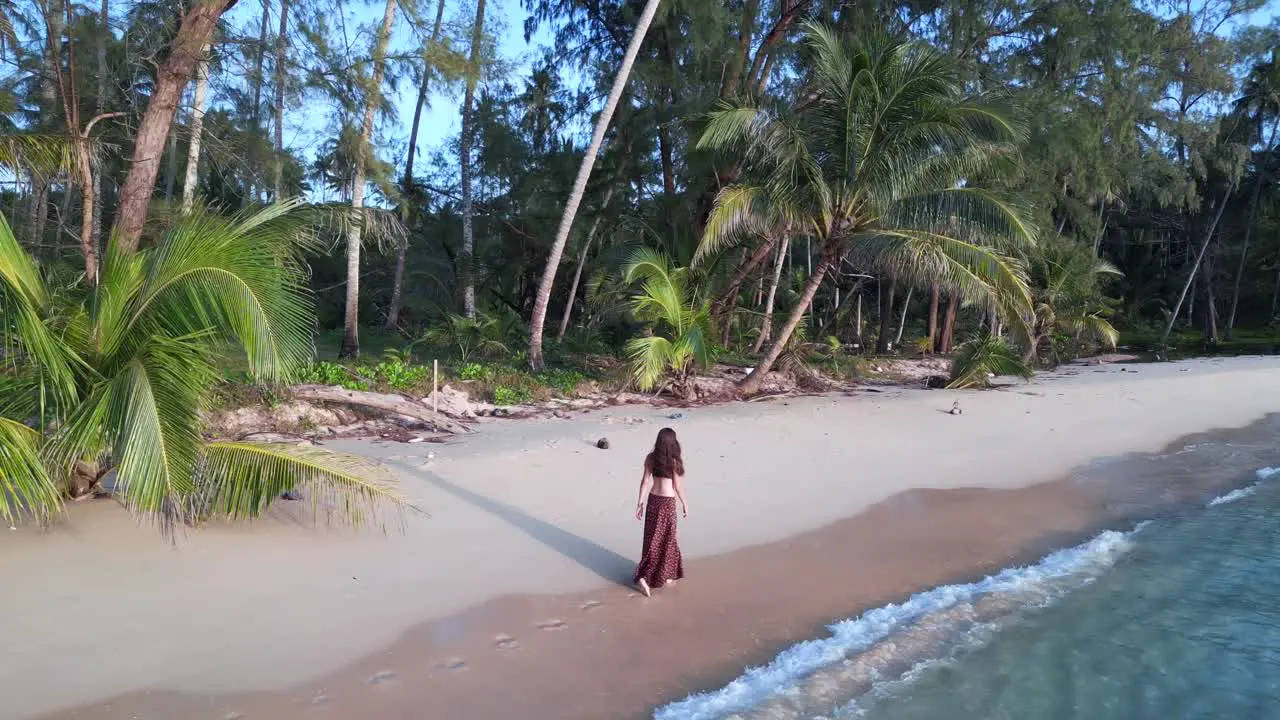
[300,361,369,390]
[492,385,534,406]
[537,368,585,396]
[457,362,492,381]
[371,359,429,391]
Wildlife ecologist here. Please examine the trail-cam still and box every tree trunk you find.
[721,0,758,97]
[164,130,180,202]
[1202,252,1220,343]
[180,44,212,214]
[1226,121,1276,338]
[339,0,396,359]
[272,0,289,199]
[927,286,939,352]
[1159,186,1234,348]
[251,0,270,131]
[557,184,616,340]
[895,286,913,347]
[385,0,447,332]
[751,234,788,353]
[855,292,863,345]
[526,0,662,372]
[739,248,835,396]
[114,0,233,252]
[290,385,472,434]
[91,0,109,272]
[876,278,896,353]
[711,236,777,321]
[458,0,487,320]
[940,293,959,353]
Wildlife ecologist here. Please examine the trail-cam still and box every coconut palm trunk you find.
[895,286,913,347]
[740,250,835,395]
[458,0,486,320]
[339,0,396,359]
[751,234,789,353]
[927,286,939,352]
[180,44,212,214]
[526,0,663,371]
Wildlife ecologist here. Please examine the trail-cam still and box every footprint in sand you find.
[494,634,520,650]
[439,658,469,671]
[366,670,397,686]
[580,600,603,612]
[310,692,331,706]
[537,618,568,631]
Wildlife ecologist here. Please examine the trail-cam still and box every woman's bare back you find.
[646,453,677,497]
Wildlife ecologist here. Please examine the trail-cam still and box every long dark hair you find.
[649,427,684,479]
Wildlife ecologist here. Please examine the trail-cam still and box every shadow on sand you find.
[410,466,634,587]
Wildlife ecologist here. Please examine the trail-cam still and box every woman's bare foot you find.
[636,578,651,597]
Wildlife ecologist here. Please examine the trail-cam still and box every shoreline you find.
[7,356,1280,719]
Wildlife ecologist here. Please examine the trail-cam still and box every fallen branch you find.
[290,385,473,434]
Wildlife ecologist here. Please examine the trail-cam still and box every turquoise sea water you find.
[657,456,1280,719]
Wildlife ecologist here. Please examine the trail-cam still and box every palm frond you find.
[103,338,215,531]
[625,335,676,391]
[0,133,78,179]
[0,417,61,526]
[109,203,316,382]
[0,212,81,415]
[948,332,1033,389]
[196,442,415,530]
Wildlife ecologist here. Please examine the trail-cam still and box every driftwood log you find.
[290,385,472,434]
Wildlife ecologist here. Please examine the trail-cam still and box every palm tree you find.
[622,249,716,397]
[0,203,408,532]
[698,24,1036,395]
[526,0,664,372]
[1025,238,1122,364]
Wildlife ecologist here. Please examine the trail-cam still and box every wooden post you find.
[433,359,439,415]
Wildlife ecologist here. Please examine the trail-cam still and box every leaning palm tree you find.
[526,0,664,372]
[697,23,1036,395]
[0,202,408,532]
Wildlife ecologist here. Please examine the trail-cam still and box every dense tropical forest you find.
[0,0,1277,524]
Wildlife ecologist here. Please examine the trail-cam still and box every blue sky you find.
[223,0,544,180]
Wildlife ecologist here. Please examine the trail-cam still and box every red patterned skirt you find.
[635,494,684,587]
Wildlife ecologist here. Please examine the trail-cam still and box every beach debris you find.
[290,384,472,434]
[280,489,303,501]
[949,401,963,416]
[668,412,684,420]
[596,437,611,449]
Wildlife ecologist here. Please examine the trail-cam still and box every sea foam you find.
[654,524,1146,720]
[1206,466,1280,507]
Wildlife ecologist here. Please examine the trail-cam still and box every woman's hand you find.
[635,503,644,521]
[682,504,689,518]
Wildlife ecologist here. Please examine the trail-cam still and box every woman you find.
[633,427,688,596]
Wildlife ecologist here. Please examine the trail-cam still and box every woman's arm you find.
[636,459,654,520]
[673,474,689,518]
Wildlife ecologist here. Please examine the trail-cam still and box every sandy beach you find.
[6,356,1280,719]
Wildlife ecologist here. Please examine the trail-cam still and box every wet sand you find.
[7,356,1280,719]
